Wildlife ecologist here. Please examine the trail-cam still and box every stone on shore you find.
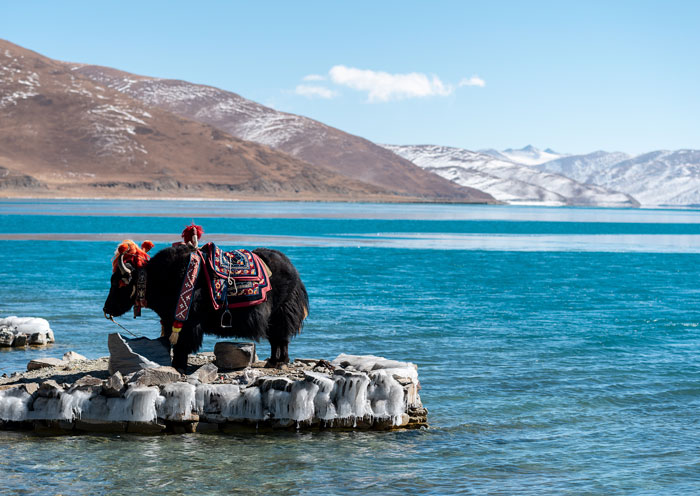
[63,351,87,362]
[188,363,218,384]
[214,342,257,370]
[103,371,125,397]
[108,333,171,375]
[29,332,47,346]
[130,366,182,387]
[27,357,65,371]
[0,329,14,347]
[12,334,27,347]
[38,380,64,398]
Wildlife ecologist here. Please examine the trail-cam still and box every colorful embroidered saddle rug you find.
[174,242,272,325]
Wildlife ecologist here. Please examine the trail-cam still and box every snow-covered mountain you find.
[538,150,700,206]
[543,150,700,206]
[383,144,639,207]
[536,151,632,184]
[482,145,566,166]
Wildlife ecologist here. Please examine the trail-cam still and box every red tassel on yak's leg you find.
[182,223,204,250]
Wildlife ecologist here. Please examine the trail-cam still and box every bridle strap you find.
[133,268,148,317]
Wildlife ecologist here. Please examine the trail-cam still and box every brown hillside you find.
[74,66,494,202]
[0,39,436,201]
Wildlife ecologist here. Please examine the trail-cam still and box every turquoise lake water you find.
[1,200,699,495]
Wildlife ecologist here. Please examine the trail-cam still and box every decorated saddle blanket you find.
[174,242,272,324]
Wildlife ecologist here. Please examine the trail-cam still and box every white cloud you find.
[459,76,486,88]
[302,74,326,82]
[329,65,454,102]
[294,84,338,99]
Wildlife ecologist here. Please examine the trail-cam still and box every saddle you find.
[200,242,272,310]
[174,242,272,328]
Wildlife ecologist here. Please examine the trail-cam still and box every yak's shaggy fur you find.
[104,244,309,370]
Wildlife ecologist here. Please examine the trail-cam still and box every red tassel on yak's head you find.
[112,239,152,273]
[182,223,203,250]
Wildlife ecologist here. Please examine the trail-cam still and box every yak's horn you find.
[118,254,132,276]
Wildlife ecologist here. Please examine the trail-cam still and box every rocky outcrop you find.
[0,316,55,348]
[0,352,427,434]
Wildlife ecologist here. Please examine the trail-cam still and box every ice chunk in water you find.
[103,386,160,422]
[288,380,319,422]
[195,384,240,414]
[305,371,337,420]
[0,388,32,421]
[222,386,262,420]
[333,371,371,419]
[156,382,196,420]
[29,390,93,421]
[368,370,405,423]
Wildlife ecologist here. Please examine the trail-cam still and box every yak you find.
[103,227,308,371]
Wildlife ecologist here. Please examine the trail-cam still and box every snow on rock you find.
[384,144,639,207]
[0,316,55,348]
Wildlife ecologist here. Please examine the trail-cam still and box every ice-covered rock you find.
[0,316,54,348]
[0,353,427,432]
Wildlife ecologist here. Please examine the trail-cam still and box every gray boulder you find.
[130,366,182,387]
[29,332,46,345]
[188,363,219,384]
[107,333,171,375]
[12,334,27,347]
[103,371,125,397]
[27,357,65,371]
[214,342,257,370]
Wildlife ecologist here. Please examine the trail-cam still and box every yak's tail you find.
[287,281,309,337]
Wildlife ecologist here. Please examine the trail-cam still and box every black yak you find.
[103,227,308,371]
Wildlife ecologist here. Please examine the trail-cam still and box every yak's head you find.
[103,240,153,318]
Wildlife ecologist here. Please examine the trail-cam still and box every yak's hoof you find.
[264,359,289,370]
[315,359,334,370]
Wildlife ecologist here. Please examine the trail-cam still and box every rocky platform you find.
[0,352,428,434]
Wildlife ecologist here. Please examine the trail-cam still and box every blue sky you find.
[2,1,698,154]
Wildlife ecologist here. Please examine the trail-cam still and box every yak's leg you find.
[267,339,290,367]
[170,323,204,373]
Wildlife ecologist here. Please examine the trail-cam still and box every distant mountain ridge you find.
[3,38,699,206]
[383,144,639,207]
[538,149,700,206]
[483,145,565,166]
[450,144,700,207]
[0,39,494,202]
